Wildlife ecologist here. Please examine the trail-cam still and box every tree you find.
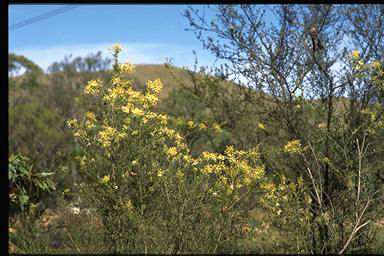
[9,52,114,199]
[182,4,384,253]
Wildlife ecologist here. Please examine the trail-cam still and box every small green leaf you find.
[35,172,54,178]
[46,179,56,190]
[19,194,29,211]
[36,180,48,190]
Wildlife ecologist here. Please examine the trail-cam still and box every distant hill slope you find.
[129,64,192,99]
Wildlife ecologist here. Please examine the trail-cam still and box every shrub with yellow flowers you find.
[260,175,313,253]
[67,44,266,254]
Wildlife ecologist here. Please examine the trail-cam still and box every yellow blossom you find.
[182,154,192,163]
[85,112,97,128]
[101,175,110,184]
[156,113,168,125]
[145,93,159,106]
[224,145,235,158]
[73,130,86,140]
[122,103,134,113]
[351,50,359,59]
[86,112,96,121]
[356,60,365,71]
[110,43,122,54]
[120,62,135,73]
[284,139,302,154]
[244,165,265,185]
[127,89,141,99]
[147,79,163,94]
[84,78,102,95]
[131,108,144,116]
[187,120,195,129]
[157,169,164,177]
[212,123,222,132]
[167,147,177,157]
[257,122,265,129]
[198,122,208,130]
[98,126,124,148]
[103,86,126,102]
[202,151,225,161]
[67,119,78,128]
[111,74,122,86]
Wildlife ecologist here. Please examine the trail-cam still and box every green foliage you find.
[9,154,55,215]
[9,53,43,89]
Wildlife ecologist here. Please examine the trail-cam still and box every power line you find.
[9,5,81,31]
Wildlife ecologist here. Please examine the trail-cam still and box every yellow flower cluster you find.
[212,123,222,133]
[111,74,122,86]
[261,181,276,192]
[139,111,168,125]
[351,50,359,59]
[103,86,126,103]
[98,126,126,149]
[110,43,122,54]
[131,108,144,116]
[187,120,195,129]
[355,60,365,72]
[147,79,163,94]
[67,119,78,129]
[157,169,165,177]
[182,154,192,163]
[201,151,226,161]
[202,163,225,174]
[198,122,208,130]
[85,112,97,129]
[196,146,264,192]
[244,165,265,186]
[119,62,135,73]
[146,93,159,105]
[84,78,102,95]
[284,139,302,154]
[73,129,86,140]
[158,127,184,147]
[261,176,307,221]
[167,147,178,157]
[101,175,110,184]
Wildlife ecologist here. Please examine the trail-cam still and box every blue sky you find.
[9,4,220,72]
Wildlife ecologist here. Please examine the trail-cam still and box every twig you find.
[67,232,81,253]
[9,241,24,254]
[339,199,371,254]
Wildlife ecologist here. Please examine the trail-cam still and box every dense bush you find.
[66,44,266,253]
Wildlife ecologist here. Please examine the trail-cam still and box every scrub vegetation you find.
[9,4,384,254]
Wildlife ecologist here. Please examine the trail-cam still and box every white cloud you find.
[9,42,217,73]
